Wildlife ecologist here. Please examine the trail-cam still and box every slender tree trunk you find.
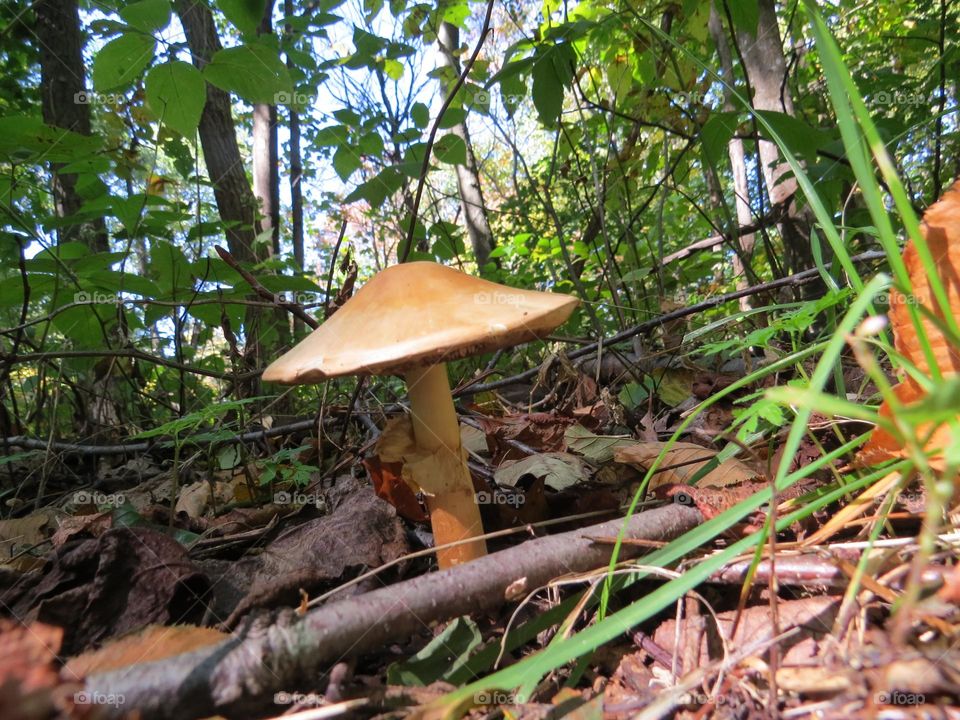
[436,22,495,267]
[175,0,271,380]
[732,0,816,278]
[284,0,305,336]
[254,2,281,258]
[710,5,755,311]
[34,0,108,251]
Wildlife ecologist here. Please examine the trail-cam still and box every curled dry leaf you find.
[860,181,960,470]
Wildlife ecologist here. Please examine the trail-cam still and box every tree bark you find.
[710,5,756,311]
[254,2,281,257]
[284,0,305,336]
[175,0,275,377]
[34,0,108,251]
[732,0,816,278]
[437,22,495,267]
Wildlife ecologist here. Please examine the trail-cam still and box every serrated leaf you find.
[203,43,292,104]
[145,61,205,137]
[92,33,156,91]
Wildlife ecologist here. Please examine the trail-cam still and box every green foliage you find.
[203,43,293,104]
[145,61,206,137]
[92,33,157,91]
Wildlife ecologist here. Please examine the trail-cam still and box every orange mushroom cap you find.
[262,262,579,382]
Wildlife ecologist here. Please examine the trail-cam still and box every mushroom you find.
[262,262,578,568]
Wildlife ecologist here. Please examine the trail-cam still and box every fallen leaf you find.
[860,181,960,470]
[0,527,210,655]
[475,413,575,463]
[0,511,59,572]
[494,452,590,492]
[614,441,760,490]
[564,425,635,464]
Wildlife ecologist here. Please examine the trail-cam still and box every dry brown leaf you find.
[0,510,59,572]
[860,181,960,470]
[614,441,760,491]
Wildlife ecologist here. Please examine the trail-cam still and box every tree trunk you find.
[732,0,816,278]
[175,0,272,379]
[254,2,281,258]
[284,0,305,336]
[436,22,495,268]
[710,5,756,311]
[34,0,108,251]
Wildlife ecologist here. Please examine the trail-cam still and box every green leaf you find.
[0,116,101,163]
[92,33,157,91]
[383,57,404,80]
[433,134,466,164]
[343,167,403,206]
[726,0,759,35]
[700,111,740,169]
[411,102,429,129]
[755,110,829,162]
[217,0,267,35]
[145,61,206,137]
[203,43,292,104]
[119,0,171,31]
[315,125,349,146]
[387,617,481,686]
[531,42,575,127]
[333,144,361,180]
[357,132,384,156]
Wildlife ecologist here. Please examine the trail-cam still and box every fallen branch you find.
[2,417,331,456]
[85,503,702,719]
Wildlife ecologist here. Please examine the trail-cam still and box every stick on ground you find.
[85,503,702,719]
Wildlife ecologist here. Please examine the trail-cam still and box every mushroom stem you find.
[405,364,487,568]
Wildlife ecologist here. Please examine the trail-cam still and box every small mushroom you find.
[262,262,578,568]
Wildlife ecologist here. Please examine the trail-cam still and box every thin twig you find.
[214,245,319,329]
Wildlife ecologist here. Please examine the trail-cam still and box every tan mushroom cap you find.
[262,262,579,383]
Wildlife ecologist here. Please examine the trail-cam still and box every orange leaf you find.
[860,181,960,469]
